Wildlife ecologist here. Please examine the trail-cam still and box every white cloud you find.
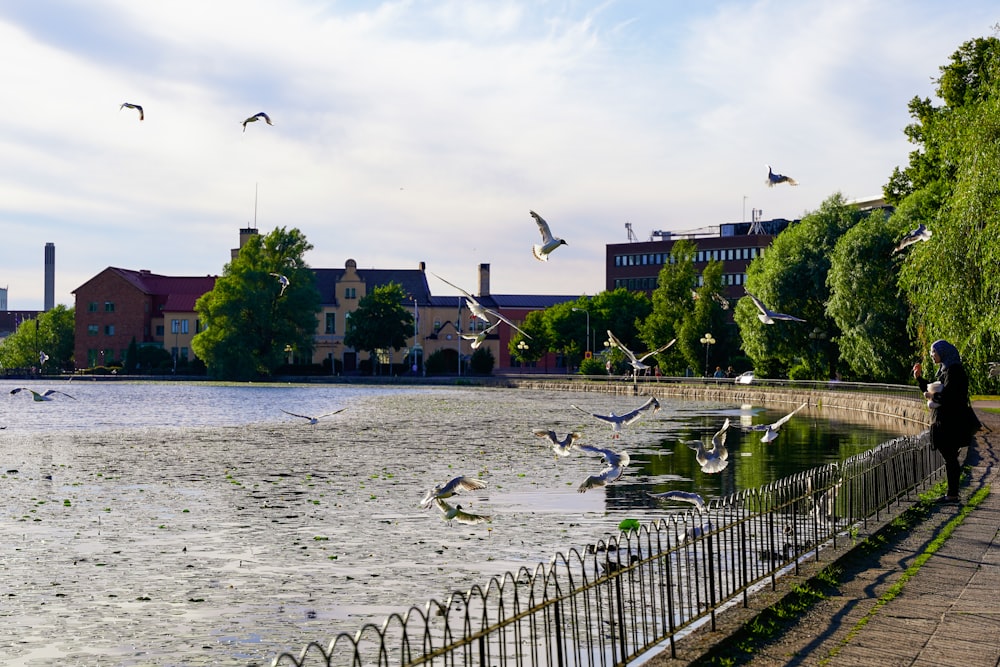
[0,0,997,309]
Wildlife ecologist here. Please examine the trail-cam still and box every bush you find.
[424,349,452,375]
[469,347,495,375]
[578,357,607,375]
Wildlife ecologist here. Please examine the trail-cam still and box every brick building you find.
[72,268,216,368]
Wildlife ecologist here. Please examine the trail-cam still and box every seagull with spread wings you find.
[682,418,730,474]
[744,402,807,443]
[571,396,660,439]
[433,498,491,525]
[576,444,630,492]
[647,490,707,511]
[269,273,289,296]
[10,388,76,401]
[461,320,501,350]
[420,475,487,509]
[529,210,567,261]
[766,165,797,187]
[533,429,583,457]
[242,112,273,132]
[280,408,345,425]
[892,223,932,254]
[431,273,531,338]
[606,330,675,375]
[745,290,806,324]
[120,102,144,121]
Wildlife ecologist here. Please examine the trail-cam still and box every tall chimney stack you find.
[44,242,55,311]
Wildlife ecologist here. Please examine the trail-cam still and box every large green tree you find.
[343,282,415,375]
[638,239,697,374]
[735,194,859,378]
[889,36,1000,392]
[193,227,320,380]
[826,209,912,381]
[0,305,75,372]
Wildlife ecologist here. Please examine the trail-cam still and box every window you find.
[88,302,98,312]
[104,324,115,335]
[155,325,164,336]
[171,319,179,334]
[345,287,357,299]
[181,319,189,334]
[87,324,99,336]
[104,302,115,312]
[325,313,336,334]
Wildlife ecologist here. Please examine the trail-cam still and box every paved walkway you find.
[650,402,1000,667]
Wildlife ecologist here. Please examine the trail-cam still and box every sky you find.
[0,1,997,311]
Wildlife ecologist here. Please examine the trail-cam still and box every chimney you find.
[477,263,490,297]
[44,242,55,311]
[232,227,260,260]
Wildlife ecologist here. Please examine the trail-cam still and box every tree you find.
[826,209,912,381]
[469,346,495,375]
[193,227,320,380]
[0,305,75,372]
[735,194,859,378]
[123,337,139,374]
[508,310,549,366]
[343,282,414,375]
[681,261,734,375]
[889,36,1000,392]
[638,240,696,375]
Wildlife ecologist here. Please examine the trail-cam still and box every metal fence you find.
[271,431,940,667]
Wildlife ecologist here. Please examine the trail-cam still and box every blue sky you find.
[0,1,996,310]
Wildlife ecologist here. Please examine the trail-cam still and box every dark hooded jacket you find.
[917,340,971,453]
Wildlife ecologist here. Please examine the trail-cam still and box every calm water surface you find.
[0,380,919,666]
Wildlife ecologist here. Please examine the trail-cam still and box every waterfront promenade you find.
[649,401,1000,667]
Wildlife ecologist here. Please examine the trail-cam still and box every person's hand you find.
[912,362,922,379]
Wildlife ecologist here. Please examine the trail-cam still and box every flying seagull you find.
[682,418,730,474]
[529,210,567,261]
[433,498,491,525]
[571,396,660,439]
[269,273,290,296]
[39,351,50,366]
[576,444,630,493]
[420,475,487,509]
[280,408,346,425]
[431,273,531,338]
[745,290,806,324]
[647,490,707,512]
[711,292,730,310]
[744,402,807,443]
[989,362,1000,378]
[606,330,676,375]
[461,320,501,350]
[532,429,583,457]
[10,388,76,401]
[242,112,273,132]
[120,102,144,121]
[766,165,797,187]
[892,224,932,254]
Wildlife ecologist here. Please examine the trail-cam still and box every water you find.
[0,380,919,666]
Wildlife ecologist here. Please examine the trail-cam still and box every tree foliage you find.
[343,282,415,375]
[736,194,859,378]
[193,227,320,381]
[0,305,75,372]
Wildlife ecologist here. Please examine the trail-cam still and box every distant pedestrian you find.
[725,366,735,379]
[912,339,974,504]
[713,366,725,379]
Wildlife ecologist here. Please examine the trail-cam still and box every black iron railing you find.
[271,431,939,667]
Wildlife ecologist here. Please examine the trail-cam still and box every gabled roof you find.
[313,267,432,305]
[73,267,216,297]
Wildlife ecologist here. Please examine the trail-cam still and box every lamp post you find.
[809,327,828,378]
[571,307,590,360]
[699,332,716,376]
[516,340,529,370]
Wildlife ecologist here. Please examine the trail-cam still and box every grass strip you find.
[692,480,983,666]
[817,484,989,664]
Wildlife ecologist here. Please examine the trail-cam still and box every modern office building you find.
[605,217,795,299]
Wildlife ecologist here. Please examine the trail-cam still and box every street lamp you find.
[571,307,590,358]
[699,332,716,376]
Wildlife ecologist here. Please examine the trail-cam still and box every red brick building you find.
[72,268,216,368]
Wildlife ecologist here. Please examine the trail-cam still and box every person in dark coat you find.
[912,339,971,503]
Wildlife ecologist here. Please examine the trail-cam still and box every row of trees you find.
[507,35,1000,395]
